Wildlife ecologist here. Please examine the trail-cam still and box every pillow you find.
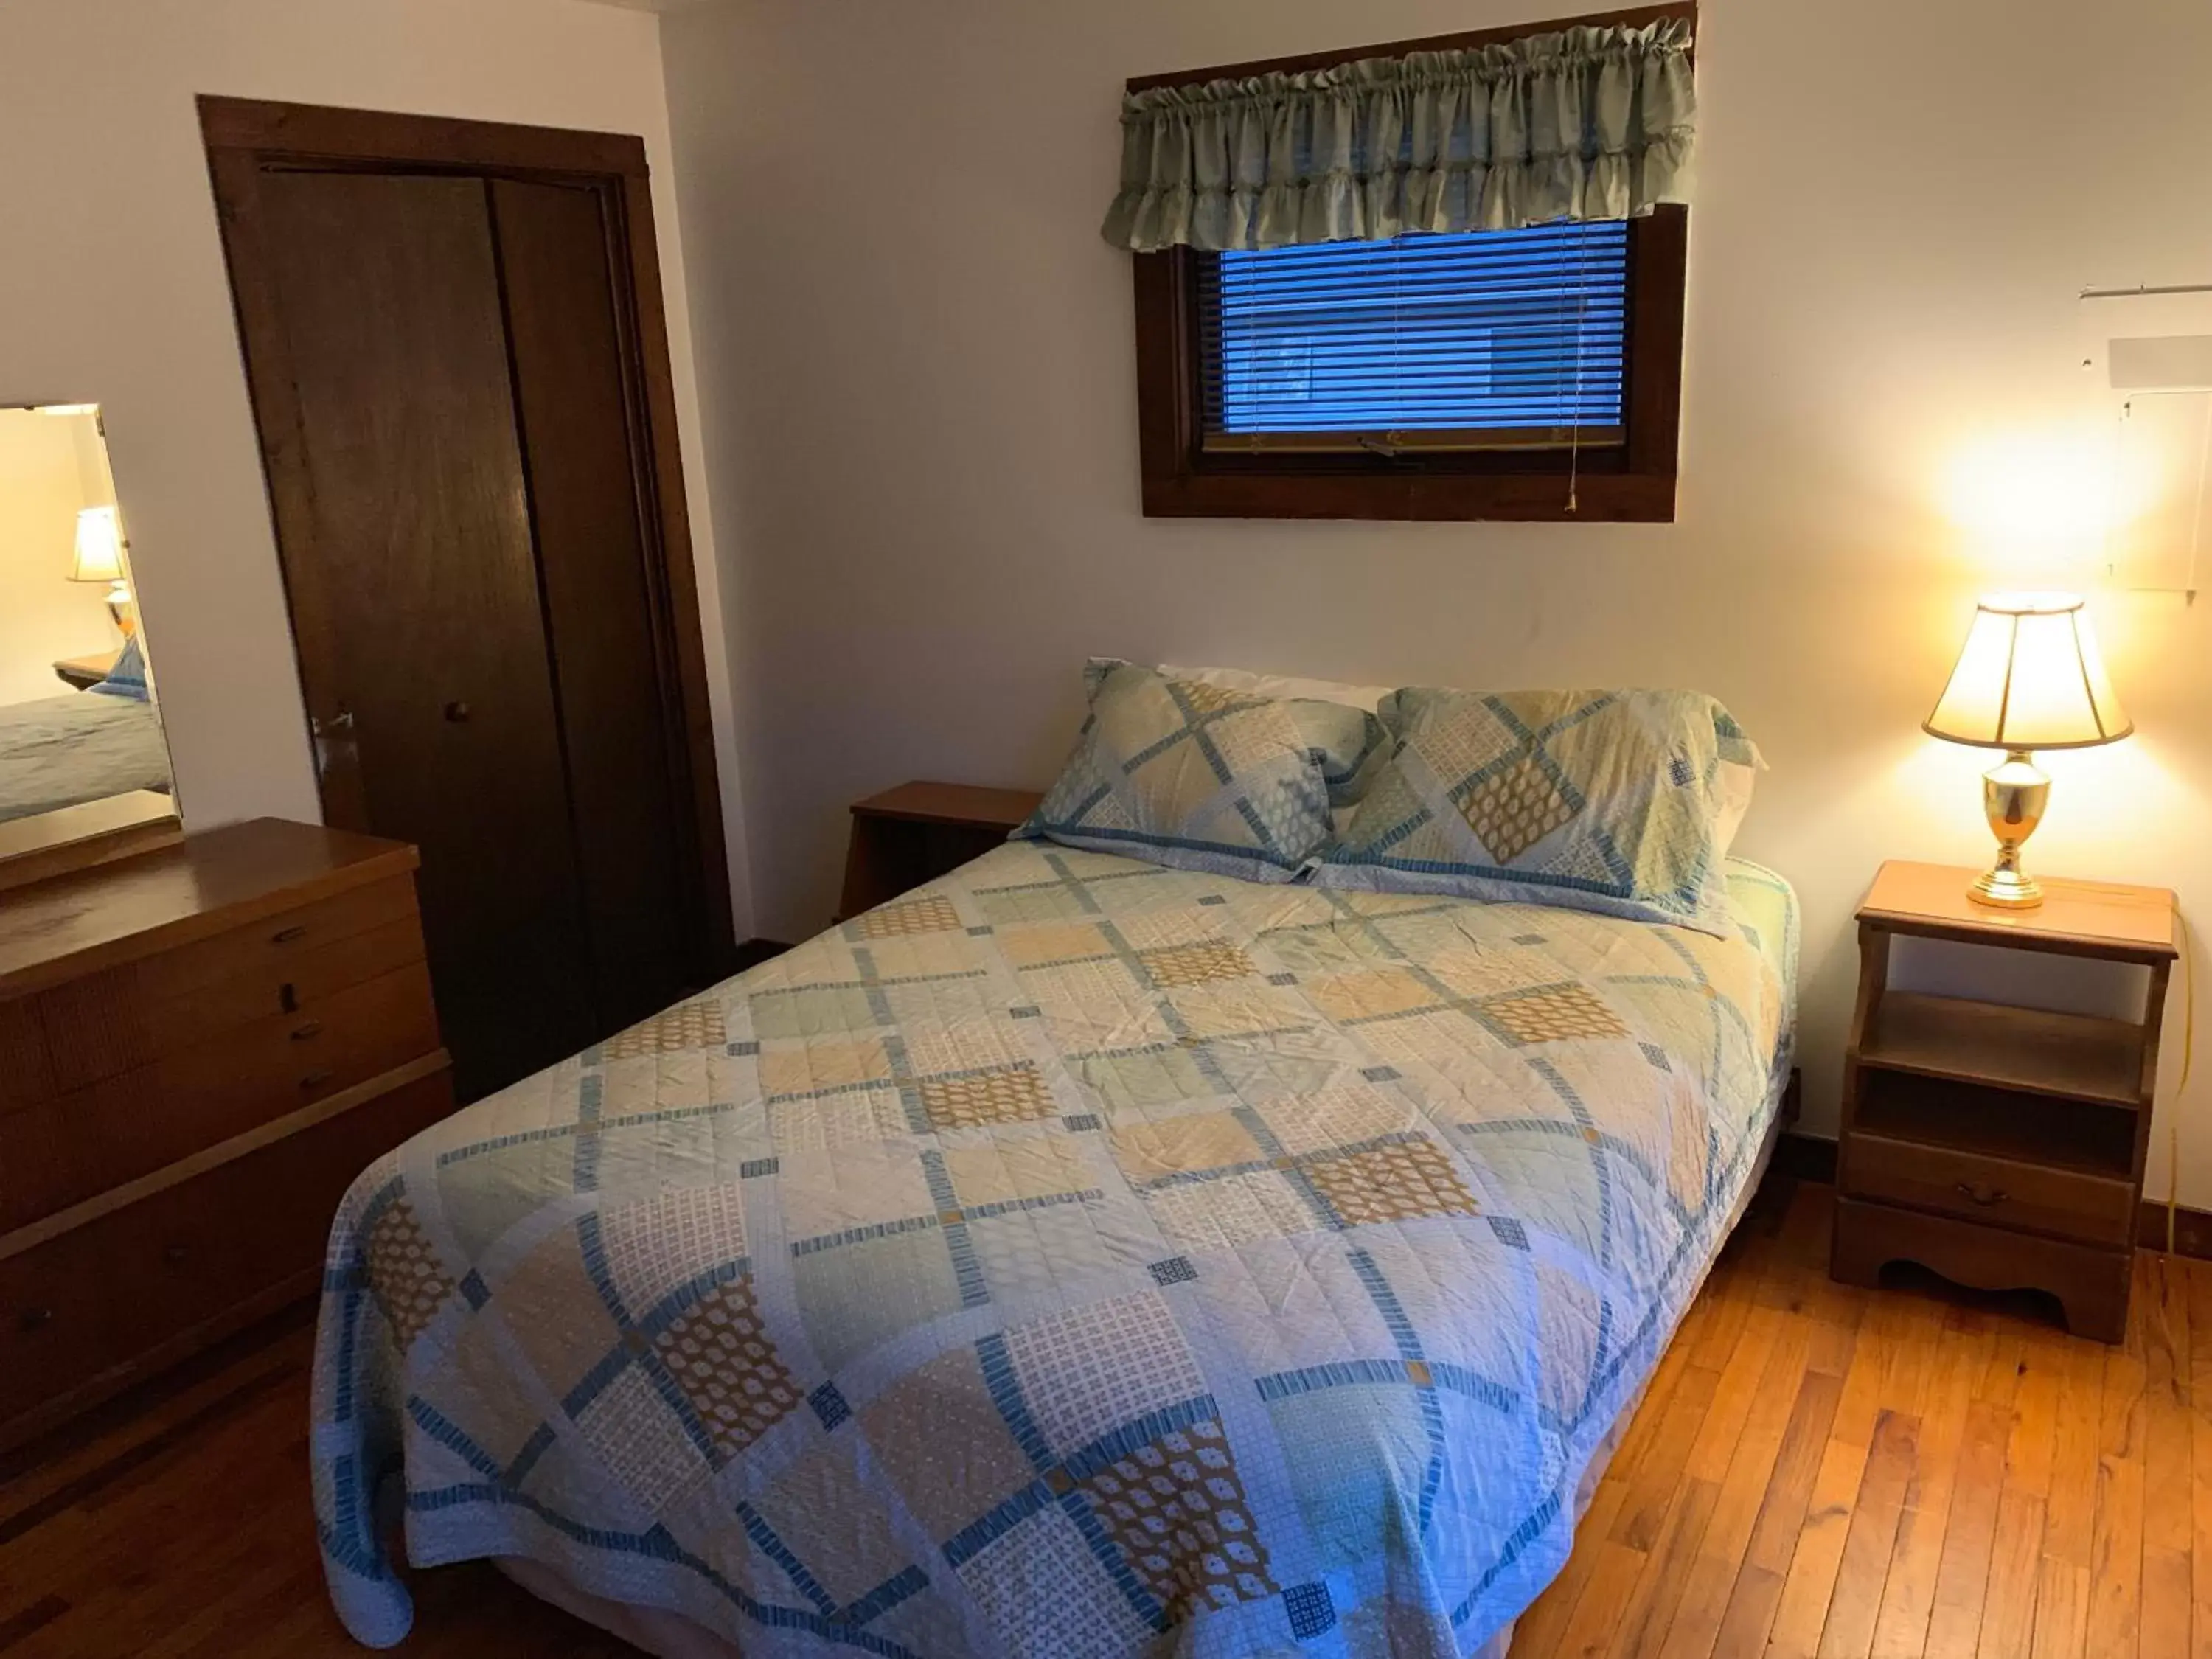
[1710,706,1762,860]
[1145,660,1391,805]
[1020,660,1379,883]
[1154,661,1395,715]
[88,635,149,702]
[1318,687,1759,935]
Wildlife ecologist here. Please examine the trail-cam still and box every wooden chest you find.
[0,818,453,1447]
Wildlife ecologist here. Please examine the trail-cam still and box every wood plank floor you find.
[0,1179,2201,1658]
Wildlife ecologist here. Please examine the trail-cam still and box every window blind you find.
[1197,222,1630,452]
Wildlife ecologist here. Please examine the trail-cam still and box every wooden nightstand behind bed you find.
[837,782,1043,923]
[1831,860,2177,1342]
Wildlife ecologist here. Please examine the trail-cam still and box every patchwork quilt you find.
[313,842,1796,1658]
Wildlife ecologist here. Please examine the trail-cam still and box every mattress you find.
[313,844,1797,1657]
[0,689,172,824]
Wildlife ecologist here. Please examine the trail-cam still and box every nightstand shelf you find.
[1858,990,2145,1108]
[1831,860,2177,1343]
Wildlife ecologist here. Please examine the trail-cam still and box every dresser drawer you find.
[1842,1130,2137,1246]
[0,1222,121,1427]
[139,913,428,1052]
[29,875,425,1093]
[0,995,52,1110]
[0,1063,454,1444]
[133,874,420,1004]
[92,961,441,1192]
[0,1086,108,1234]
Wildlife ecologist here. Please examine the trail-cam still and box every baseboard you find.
[2137,1194,2212,1259]
[734,938,793,970]
[1770,1130,2212,1262]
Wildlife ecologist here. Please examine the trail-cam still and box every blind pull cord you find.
[1565,219,1593,515]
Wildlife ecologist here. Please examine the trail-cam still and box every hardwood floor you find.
[0,1179,2200,1658]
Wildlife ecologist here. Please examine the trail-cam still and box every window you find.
[1124,12,1692,524]
[1136,208,1683,523]
[1200,222,1630,453]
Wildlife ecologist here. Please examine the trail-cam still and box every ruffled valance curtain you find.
[1101,18,1694,253]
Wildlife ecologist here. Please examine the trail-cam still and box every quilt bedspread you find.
[313,842,1796,1657]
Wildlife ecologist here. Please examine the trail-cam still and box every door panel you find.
[490,178,700,1036]
[254,170,595,1096]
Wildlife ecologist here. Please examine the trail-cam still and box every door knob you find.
[444,700,471,723]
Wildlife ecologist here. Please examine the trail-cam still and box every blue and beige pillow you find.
[1018,660,1383,883]
[88,634,150,702]
[1318,686,1758,935]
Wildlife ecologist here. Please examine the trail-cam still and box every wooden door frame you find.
[198,96,737,982]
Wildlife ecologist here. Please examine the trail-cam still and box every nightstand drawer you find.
[1843,1130,2136,1246]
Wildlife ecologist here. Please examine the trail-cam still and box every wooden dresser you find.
[0,818,453,1448]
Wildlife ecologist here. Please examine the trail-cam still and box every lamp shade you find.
[1924,591,2131,751]
[69,506,125,584]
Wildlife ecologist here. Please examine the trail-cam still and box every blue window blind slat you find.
[1200,223,1629,439]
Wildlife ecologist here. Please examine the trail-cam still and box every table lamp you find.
[1923,591,2131,909]
[69,504,134,636]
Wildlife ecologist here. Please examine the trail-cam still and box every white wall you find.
[662,0,2212,1196]
[0,411,119,707]
[0,0,753,934]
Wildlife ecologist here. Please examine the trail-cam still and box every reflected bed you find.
[0,689,172,824]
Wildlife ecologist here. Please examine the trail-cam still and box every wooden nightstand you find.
[1831,860,2178,1342]
[52,650,121,692]
[837,782,1043,922]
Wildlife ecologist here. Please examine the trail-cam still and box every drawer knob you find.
[1955,1181,2008,1207]
[18,1307,53,1333]
[291,1020,325,1042]
[162,1243,189,1267]
[272,924,309,945]
[300,1068,335,1091]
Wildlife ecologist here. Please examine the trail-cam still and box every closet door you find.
[491,178,699,1040]
[206,100,737,1105]
[248,170,597,1099]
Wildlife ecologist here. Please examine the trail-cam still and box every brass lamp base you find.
[1966,750,2049,910]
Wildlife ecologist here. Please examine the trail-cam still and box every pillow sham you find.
[88,634,150,702]
[1318,686,1758,935]
[1020,660,1379,883]
[1153,661,1394,715]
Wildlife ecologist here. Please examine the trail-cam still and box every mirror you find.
[0,403,179,889]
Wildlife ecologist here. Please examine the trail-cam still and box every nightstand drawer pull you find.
[299,1068,335,1091]
[18,1307,54,1333]
[271,924,310,945]
[291,1020,325,1042]
[1954,1181,2008,1207]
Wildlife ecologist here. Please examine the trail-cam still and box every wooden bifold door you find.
[202,99,733,1101]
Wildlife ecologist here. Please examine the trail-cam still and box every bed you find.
[313,838,1795,1658]
[0,688,173,823]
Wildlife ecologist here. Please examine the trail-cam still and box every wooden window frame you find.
[1128,4,1693,524]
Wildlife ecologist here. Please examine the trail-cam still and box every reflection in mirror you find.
[0,404,176,874]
